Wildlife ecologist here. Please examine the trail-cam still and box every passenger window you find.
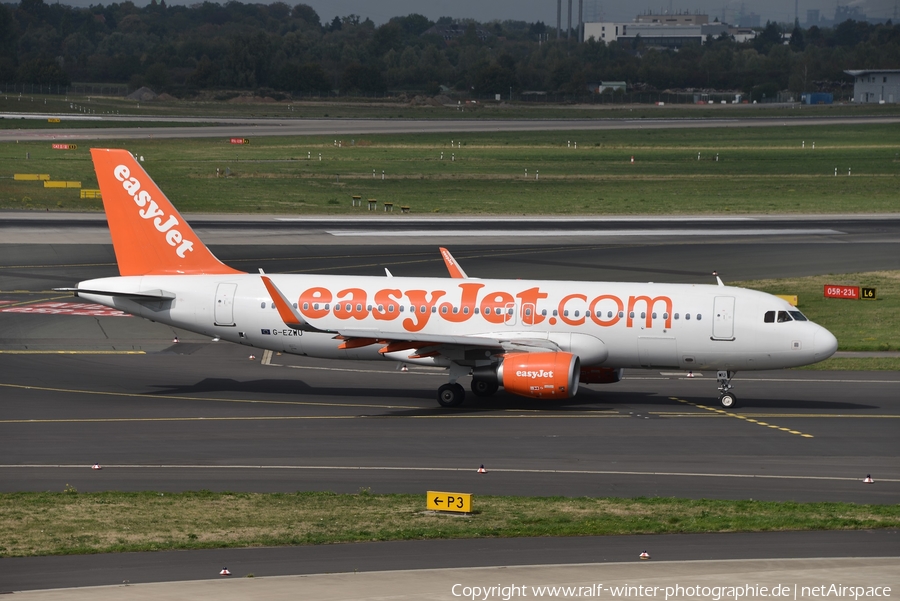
[313,303,319,310]
[564,310,569,317]
[463,307,470,314]
[474,307,480,314]
[662,312,668,319]
[525,308,531,316]
[552,310,558,317]
[420,306,426,313]
[777,311,792,322]
[508,308,514,315]
[629,312,635,318]
[441,306,448,314]
[324,304,330,310]
[641,312,646,319]
[764,311,775,323]
[293,303,298,309]
[608,311,613,318]
[697,314,702,321]
[431,307,437,313]
[303,302,309,310]
[674,313,679,320]
[541,309,547,316]
[686,314,691,320]
[271,303,276,309]
[485,307,492,315]
[356,304,362,312]
[618,311,624,318]
[453,307,459,314]
[789,311,808,322]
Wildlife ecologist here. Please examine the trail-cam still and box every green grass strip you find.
[1,490,897,557]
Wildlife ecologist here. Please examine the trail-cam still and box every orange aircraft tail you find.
[91,148,243,276]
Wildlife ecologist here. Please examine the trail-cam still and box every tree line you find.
[1,0,899,100]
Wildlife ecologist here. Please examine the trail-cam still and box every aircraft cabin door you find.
[214,283,238,326]
[712,296,735,340]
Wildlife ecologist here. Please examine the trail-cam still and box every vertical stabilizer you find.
[91,148,243,276]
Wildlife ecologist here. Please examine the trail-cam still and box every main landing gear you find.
[471,378,499,397]
[436,364,472,408]
[717,370,737,408]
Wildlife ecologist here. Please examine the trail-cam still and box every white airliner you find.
[61,149,838,409]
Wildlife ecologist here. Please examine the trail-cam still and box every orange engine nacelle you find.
[579,366,624,384]
[497,352,580,399]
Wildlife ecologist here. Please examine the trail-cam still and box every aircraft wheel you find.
[719,392,737,409]
[471,379,499,397]
[437,383,466,408]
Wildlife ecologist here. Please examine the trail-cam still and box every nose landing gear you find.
[717,370,737,408]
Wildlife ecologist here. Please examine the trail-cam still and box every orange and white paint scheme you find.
[66,149,838,408]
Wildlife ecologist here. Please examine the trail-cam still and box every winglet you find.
[91,148,243,276]
[261,276,308,330]
[439,247,468,279]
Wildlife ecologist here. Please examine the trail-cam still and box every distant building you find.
[635,12,708,25]
[737,13,760,28]
[583,19,733,49]
[586,81,626,94]
[805,9,820,27]
[845,70,900,104]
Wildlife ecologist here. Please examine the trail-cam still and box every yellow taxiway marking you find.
[0,382,628,419]
[0,382,415,411]
[671,398,815,438]
[0,295,72,308]
[0,413,630,424]
[650,411,900,419]
[0,350,146,355]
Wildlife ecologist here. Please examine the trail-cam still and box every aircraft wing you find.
[261,276,559,357]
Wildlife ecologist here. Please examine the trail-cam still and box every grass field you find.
[2,123,899,213]
[1,490,897,557]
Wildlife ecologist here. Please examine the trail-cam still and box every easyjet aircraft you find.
[61,149,839,409]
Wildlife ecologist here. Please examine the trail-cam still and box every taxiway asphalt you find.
[3,115,900,142]
[1,218,898,592]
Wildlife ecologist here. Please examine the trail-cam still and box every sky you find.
[57,0,899,25]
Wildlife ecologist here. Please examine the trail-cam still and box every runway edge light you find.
[864,474,874,483]
[478,464,486,474]
[640,551,650,560]
[219,568,231,576]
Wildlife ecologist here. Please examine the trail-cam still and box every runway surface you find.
[3,115,900,141]
[1,217,898,591]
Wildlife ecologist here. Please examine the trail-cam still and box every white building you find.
[584,21,736,48]
[845,70,900,103]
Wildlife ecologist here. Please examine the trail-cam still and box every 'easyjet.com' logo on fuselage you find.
[296,283,673,333]
[114,164,195,258]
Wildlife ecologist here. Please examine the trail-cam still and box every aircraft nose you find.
[814,327,838,359]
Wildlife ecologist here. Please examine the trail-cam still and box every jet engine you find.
[473,352,580,399]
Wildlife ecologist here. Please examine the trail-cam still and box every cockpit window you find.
[764,311,775,323]
[789,311,808,322]
[777,311,792,322]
